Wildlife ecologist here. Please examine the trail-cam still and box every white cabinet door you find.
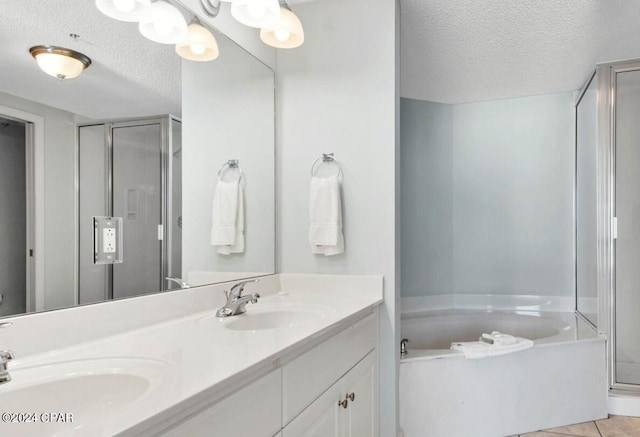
[283,351,377,437]
[342,352,377,437]
[282,382,342,437]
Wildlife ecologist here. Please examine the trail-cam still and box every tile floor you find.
[508,415,640,437]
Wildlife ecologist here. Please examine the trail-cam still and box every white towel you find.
[450,331,533,359]
[309,175,344,256]
[210,179,245,254]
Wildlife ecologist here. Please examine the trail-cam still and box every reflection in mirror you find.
[0,0,275,319]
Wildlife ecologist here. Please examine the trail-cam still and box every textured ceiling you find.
[0,0,181,119]
[401,0,640,103]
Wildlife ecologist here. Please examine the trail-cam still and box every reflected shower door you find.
[169,119,182,285]
[615,69,640,385]
[112,123,163,299]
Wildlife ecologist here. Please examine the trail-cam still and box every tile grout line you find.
[594,419,604,437]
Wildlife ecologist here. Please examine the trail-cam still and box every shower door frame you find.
[77,115,181,302]
[583,59,640,393]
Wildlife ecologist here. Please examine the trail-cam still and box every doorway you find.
[0,115,34,317]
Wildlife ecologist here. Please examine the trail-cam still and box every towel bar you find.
[311,153,343,178]
[218,159,244,182]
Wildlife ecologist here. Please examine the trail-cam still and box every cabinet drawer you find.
[161,370,282,437]
[283,314,377,424]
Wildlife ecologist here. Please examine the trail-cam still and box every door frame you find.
[0,104,44,313]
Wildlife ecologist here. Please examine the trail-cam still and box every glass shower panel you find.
[112,123,163,299]
[615,69,640,385]
[169,119,182,286]
[576,74,598,326]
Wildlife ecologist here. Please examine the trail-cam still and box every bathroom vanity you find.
[0,274,382,436]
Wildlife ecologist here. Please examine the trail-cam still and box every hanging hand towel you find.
[210,179,245,254]
[309,175,344,256]
[217,183,244,255]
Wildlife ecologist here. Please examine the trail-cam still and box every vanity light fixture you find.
[231,0,281,29]
[95,0,151,22]
[29,46,92,80]
[176,20,219,61]
[139,0,188,44]
[260,1,304,49]
[199,0,222,18]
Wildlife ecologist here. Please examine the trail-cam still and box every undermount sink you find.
[225,309,323,331]
[0,358,173,436]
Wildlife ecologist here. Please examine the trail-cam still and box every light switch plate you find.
[94,216,123,264]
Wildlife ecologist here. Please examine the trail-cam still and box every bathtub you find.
[399,309,607,437]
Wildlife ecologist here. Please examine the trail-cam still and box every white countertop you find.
[0,275,383,437]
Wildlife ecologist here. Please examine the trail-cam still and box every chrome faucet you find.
[0,350,14,384]
[165,277,191,289]
[216,280,260,318]
[400,338,410,358]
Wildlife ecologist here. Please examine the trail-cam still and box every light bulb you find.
[189,43,206,55]
[247,2,267,20]
[154,19,173,36]
[260,7,304,49]
[274,29,290,42]
[113,0,136,12]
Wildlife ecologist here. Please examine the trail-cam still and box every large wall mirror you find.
[0,0,275,319]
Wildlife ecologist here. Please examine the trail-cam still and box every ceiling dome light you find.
[260,7,304,49]
[29,46,92,80]
[176,22,219,62]
[231,0,281,29]
[95,0,151,22]
[139,1,188,44]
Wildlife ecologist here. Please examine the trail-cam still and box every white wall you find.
[401,93,574,298]
[0,91,76,311]
[276,0,399,434]
[182,33,276,284]
[401,99,453,297]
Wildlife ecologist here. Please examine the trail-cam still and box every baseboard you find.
[608,391,640,417]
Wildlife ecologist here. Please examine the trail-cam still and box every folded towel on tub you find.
[451,331,533,359]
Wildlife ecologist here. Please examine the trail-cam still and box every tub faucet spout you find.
[401,338,410,358]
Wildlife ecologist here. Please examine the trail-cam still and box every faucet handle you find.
[230,279,260,297]
[0,350,14,364]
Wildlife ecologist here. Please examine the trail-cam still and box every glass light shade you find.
[139,1,188,44]
[231,0,281,28]
[260,8,304,49]
[95,0,151,22]
[176,23,219,62]
[29,46,92,80]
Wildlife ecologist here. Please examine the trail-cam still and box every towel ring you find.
[311,153,343,178]
[217,159,244,182]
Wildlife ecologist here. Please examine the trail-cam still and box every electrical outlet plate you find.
[94,216,123,264]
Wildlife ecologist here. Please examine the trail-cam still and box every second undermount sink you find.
[0,357,173,436]
[201,302,334,332]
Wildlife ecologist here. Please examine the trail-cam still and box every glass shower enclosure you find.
[576,60,640,391]
[78,116,182,304]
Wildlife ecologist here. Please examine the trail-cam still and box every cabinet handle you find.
[346,392,355,402]
[338,399,349,409]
